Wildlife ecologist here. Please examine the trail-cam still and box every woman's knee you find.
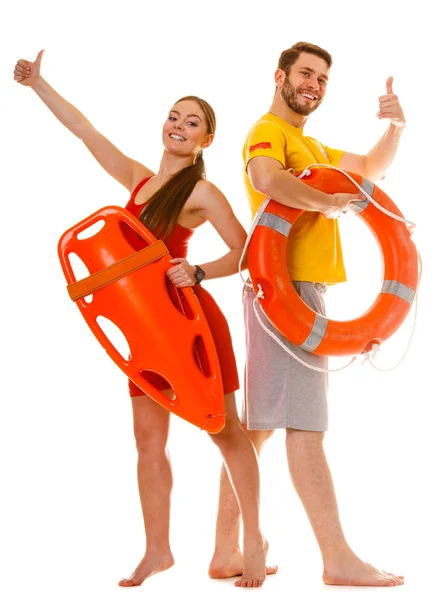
[133,426,169,456]
[131,395,170,455]
[207,416,245,447]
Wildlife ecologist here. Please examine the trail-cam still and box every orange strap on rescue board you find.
[68,240,169,301]
[58,206,225,433]
[246,167,419,358]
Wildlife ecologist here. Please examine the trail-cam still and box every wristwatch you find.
[194,265,206,285]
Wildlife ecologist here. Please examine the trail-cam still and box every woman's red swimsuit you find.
[125,178,239,397]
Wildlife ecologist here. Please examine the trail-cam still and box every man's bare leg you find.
[118,393,175,587]
[286,429,404,587]
[208,428,278,579]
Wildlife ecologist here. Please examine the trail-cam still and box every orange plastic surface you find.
[247,169,419,357]
[58,206,225,433]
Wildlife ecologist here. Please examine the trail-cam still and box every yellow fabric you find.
[242,112,347,283]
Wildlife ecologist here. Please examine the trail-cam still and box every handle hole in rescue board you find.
[76,219,106,240]
[166,279,196,320]
[194,335,212,377]
[119,221,151,251]
[68,252,93,303]
[96,315,131,361]
[140,371,177,401]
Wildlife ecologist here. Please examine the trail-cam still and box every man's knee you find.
[244,428,275,453]
[286,428,325,446]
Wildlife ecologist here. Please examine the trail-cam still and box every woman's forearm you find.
[32,77,93,138]
[199,247,244,280]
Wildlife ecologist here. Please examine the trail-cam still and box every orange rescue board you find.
[58,206,225,433]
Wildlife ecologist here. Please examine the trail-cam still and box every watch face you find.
[195,266,205,283]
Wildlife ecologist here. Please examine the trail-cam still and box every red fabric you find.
[125,178,239,397]
[249,141,272,152]
[125,177,194,257]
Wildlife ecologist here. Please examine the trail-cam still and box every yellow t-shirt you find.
[242,112,346,283]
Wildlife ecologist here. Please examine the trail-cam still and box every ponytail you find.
[139,154,206,240]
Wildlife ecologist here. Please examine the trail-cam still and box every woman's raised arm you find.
[14,50,152,191]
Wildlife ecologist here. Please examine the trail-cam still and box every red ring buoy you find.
[247,168,419,357]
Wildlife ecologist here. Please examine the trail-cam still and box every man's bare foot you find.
[323,552,404,587]
[118,551,174,587]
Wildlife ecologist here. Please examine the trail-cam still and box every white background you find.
[1,1,443,598]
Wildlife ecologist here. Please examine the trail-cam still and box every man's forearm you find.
[365,123,404,181]
[254,169,335,212]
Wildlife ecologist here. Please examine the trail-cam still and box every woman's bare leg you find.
[207,393,269,588]
[118,393,174,587]
[208,428,276,579]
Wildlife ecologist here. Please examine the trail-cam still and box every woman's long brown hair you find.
[138,96,216,239]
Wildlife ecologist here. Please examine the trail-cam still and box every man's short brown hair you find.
[278,42,332,75]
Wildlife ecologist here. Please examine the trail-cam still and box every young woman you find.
[14,50,277,588]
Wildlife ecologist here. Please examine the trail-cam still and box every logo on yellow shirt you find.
[249,142,272,152]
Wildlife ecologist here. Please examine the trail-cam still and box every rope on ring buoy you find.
[239,164,421,371]
[252,285,357,373]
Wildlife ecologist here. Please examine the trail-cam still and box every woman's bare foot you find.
[234,537,277,588]
[323,551,404,587]
[209,537,278,583]
[118,551,174,587]
[209,550,278,579]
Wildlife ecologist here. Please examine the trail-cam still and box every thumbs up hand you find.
[377,76,406,128]
[13,49,45,89]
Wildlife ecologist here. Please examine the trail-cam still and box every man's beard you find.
[281,77,322,116]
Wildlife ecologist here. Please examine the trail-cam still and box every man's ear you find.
[274,68,286,89]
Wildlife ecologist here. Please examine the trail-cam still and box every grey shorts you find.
[240,281,329,432]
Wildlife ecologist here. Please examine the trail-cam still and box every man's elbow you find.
[249,170,277,196]
[363,157,387,182]
[364,168,387,183]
